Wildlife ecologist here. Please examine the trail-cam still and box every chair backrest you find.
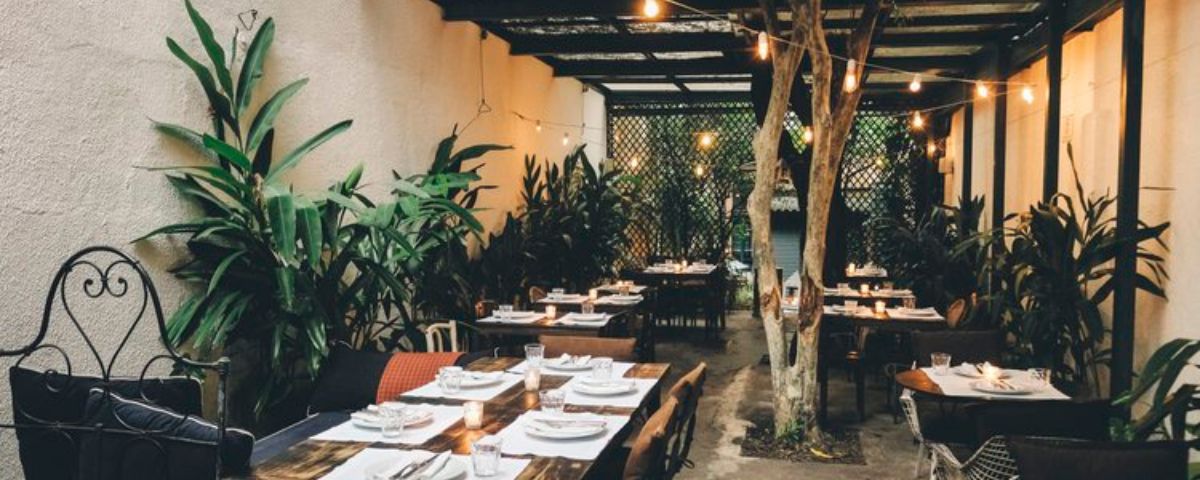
[912,330,1004,366]
[423,321,461,353]
[528,286,547,304]
[1009,436,1188,480]
[968,399,1111,446]
[945,298,967,329]
[623,397,679,480]
[666,362,707,475]
[475,300,498,320]
[538,336,638,362]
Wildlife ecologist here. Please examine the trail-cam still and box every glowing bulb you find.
[909,74,922,93]
[699,132,714,149]
[1021,85,1035,104]
[562,133,569,146]
[757,32,770,60]
[843,59,859,93]
[975,81,990,99]
[801,126,814,144]
[535,120,542,132]
[927,141,937,157]
[630,156,640,169]
[911,111,925,130]
[642,0,661,18]
[694,164,705,177]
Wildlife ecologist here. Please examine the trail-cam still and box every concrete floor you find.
[656,310,923,480]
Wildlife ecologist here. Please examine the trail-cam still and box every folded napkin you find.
[496,411,629,460]
[401,373,524,402]
[554,312,612,327]
[318,448,530,480]
[886,307,943,321]
[594,294,644,305]
[311,403,462,445]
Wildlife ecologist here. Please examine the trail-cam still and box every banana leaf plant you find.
[1110,339,1200,448]
[141,2,491,414]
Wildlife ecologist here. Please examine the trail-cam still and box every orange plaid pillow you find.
[375,352,462,403]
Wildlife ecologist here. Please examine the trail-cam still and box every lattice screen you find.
[607,101,940,269]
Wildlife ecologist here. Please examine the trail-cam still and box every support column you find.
[962,86,974,201]
[1112,0,1145,403]
[993,45,1008,229]
[1042,0,1065,201]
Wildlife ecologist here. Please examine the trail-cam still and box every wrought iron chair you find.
[1,246,238,480]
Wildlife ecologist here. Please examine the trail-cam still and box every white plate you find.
[894,308,939,317]
[953,365,1012,379]
[523,422,607,440]
[351,408,435,429]
[364,456,466,480]
[969,380,1034,395]
[571,380,637,396]
[544,357,594,371]
[459,372,506,388]
[567,313,607,322]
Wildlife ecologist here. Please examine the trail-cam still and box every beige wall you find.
[944,0,1199,381]
[0,0,594,474]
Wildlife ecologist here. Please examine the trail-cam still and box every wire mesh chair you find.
[899,388,937,479]
[1,246,233,479]
[930,436,1018,480]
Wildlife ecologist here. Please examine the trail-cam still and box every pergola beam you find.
[440,0,1040,22]
[554,56,975,77]
[508,30,1010,56]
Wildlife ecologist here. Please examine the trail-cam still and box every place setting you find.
[477,304,547,325]
[401,366,525,402]
[311,402,463,445]
[886,306,943,321]
[920,354,1069,400]
[317,446,531,480]
[538,287,589,304]
[493,385,630,461]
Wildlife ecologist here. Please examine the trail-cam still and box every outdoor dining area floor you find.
[657,310,917,480]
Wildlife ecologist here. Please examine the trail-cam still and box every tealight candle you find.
[859,284,870,295]
[980,362,1000,382]
[524,367,541,391]
[874,300,886,314]
[464,401,484,429]
[848,263,858,274]
[545,305,556,319]
[588,288,598,301]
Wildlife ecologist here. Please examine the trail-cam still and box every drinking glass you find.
[1028,368,1052,388]
[931,353,952,375]
[619,283,631,296]
[837,282,850,291]
[539,389,566,415]
[581,301,595,315]
[437,366,463,394]
[844,300,859,312]
[591,357,614,381]
[551,287,566,299]
[524,343,545,367]
[496,304,514,319]
[379,403,407,439]
[902,297,917,309]
[471,435,503,477]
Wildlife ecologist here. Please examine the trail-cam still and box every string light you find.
[694,164,706,177]
[757,32,770,60]
[911,111,925,130]
[630,156,641,169]
[927,140,938,157]
[535,120,542,132]
[801,126,814,144]
[562,132,569,146]
[698,132,715,149]
[843,59,859,93]
[975,81,990,99]
[909,74,922,93]
[642,0,661,18]
[1022,85,1035,104]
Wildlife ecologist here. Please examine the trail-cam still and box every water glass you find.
[379,403,407,439]
[844,300,859,312]
[902,297,917,309]
[551,287,566,299]
[524,343,545,367]
[437,366,463,393]
[471,435,503,477]
[882,281,895,291]
[931,352,952,375]
[592,357,614,381]
[1028,368,1052,388]
[581,301,596,315]
[496,304,514,319]
[539,389,566,415]
[837,282,850,291]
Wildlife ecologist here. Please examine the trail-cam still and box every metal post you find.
[1042,0,1065,201]
[1112,0,1145,404]
[993,45,1008,230]
[962,85,974,201]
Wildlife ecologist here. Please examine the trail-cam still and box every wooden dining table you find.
[472,308,632,338]
[247,356,671,480]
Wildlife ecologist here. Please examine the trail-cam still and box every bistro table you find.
[821,286,916,306]
[472,309,631,338]
[895,368,1074,402]
[634,264,725,335]
[248,356,671,480]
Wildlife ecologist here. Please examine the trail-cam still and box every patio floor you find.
[657,310,921,479]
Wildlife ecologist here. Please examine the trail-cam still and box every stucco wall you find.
[944,0,1199,384]
[0,0,595,475]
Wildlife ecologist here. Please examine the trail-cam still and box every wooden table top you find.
[249,357,671,480]
[895,369,946,397]
[473,309,630,337]
[818,307,947,332]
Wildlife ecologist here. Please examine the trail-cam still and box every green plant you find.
[871,195,985,310]
[142,2,493,414]
[1110,339,1200,448]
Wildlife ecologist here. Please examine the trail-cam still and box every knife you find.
[391,452,441,480]
[403,451,451,480]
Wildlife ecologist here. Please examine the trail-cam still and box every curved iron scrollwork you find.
[1,246,232,480]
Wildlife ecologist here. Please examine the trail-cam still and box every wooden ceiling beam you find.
[440,0,1040,22]
[555,55,975,77]
[508,30,1010,55]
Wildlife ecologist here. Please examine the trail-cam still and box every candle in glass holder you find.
[545,305,556,319]
[874,300,886,314]
[464,401,484,429]
[980,362,1000,383]
[847,263,858,274]
[859,283,870,295]
[588,288,599,301]
[524,367,541,391]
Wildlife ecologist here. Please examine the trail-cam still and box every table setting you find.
[537,288,589,304]
[506,354,636,379]
[596,281,647,295]
[592,294,644,306]
[550,312,613,327]
[919,356,1069,400]
[886,306,944,321]
[311,402,464,445]
[493,410,630,461]
[402,367,525,402]
[317,447,531,480]
[477,305,547,325]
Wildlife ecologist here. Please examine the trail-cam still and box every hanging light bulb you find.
[911,111,925,130]
[909,74,922,93]
[699,132,714,149]
[535,120,542,133]
[802,126,814,144]
[562,132,569,146]
[757,32,770,60]
[1021,85,1035,104]
[975,81,990,99]
[843,59,859,93]
[927,140,938,157]
[694,164,706,178]
[642,0,661,18]
[630,156,641,169]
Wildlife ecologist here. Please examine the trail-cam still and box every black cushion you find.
[1009,436,1188,480]
[77,388,254,480]
[8,366,203,480]
[967,399,1111,446]
[308,345,392,413]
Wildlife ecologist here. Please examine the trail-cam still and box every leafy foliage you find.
[871,196,985,310]
[1110,339,1200,448]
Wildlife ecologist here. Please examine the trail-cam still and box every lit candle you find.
[545,305,556,319]
[875,300,886,315]
[859,284,870,296]
[981,362,1000,383]
[847,263,858,274]
[524,367,541,391]
[464,401,484,429]
[588,288,598,301]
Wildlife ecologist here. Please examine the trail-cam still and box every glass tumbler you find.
[379,403,407,439]
[471,435,503,477]
[539,389,566,415]
[437,366,463,394]
[524,343,545,368]
[591,357,614,381]
[931,352,952,375]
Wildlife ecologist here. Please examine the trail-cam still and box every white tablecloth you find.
[553,312,613,327]
[594,295,644,306]
[537,294,589,304]
[561,377,657,409]
[477,312,548,324]
[310,404,463,445]
[402,374,524,402]
[597,284,648,294]
[886,307,945,321]
[318,448,530,480]
[506,359,635,379]
[920,367,1070,400]
[495,411,630,460]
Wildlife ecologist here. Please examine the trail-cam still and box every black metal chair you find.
[1,246,242,480]
[1009,436,1188,480]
